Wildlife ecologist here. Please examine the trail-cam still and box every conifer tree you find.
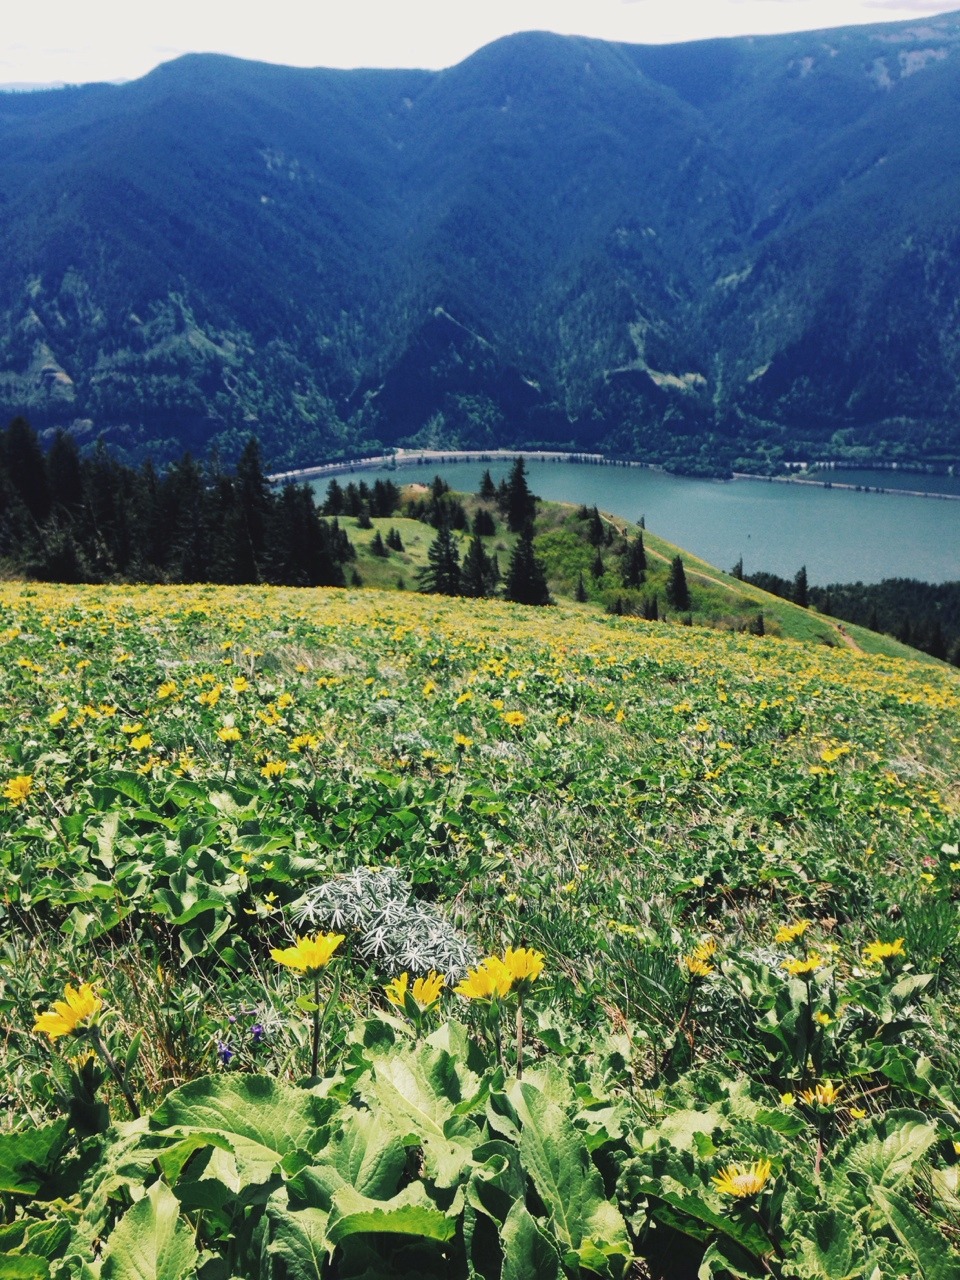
[478,469,497,500]
[417,523,461,595]
[575,571,588,602]
[370,530,388,557]
[793,564,809,608]
[500,457,537,533]
[622,534,646,588]
[504,524,551,605]
[460,536,496,598]
[666,555,690,611]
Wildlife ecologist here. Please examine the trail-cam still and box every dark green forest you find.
[0,419,353,586]
[744,565,960,664]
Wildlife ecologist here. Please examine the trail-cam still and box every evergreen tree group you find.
[0,420,353,587]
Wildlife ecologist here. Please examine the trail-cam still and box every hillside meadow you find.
[2,580,960,1278]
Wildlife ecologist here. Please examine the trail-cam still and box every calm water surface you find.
[312,459,960,586]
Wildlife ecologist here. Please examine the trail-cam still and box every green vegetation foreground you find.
[2,582,960,1277]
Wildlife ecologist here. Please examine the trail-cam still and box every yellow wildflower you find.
[849,1107,867,1120]
[33,982,102,1040]
[712,1159,772,1199]
[774,920,810,944]
[502,710,526,728]
[157,681,177,699]
[3,774,33,805]
[502,946,545,984]
[271,932,345,976]
[783,954,824,976]
[800,1080,842,1107]
[261,759,288,778]
[455,957,514,1001]
[48,706,68,726]
[232,676,249,693]
[130,733,152,750]
[422,680,437,697]
[780,1092,796,1107]
[384,971,445,1010]
[813,1011,833,1026]
[862,938,905,965]
[217,726,242,743]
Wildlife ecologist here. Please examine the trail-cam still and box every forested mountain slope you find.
[3,12,960,472]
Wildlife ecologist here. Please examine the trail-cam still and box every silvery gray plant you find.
[292,866,477,981]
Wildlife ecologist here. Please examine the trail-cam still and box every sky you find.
[2,0,958,87]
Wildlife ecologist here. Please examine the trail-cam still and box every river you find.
[307,457,960,586]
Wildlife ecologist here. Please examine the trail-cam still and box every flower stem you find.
[89,1026,140,1119]
[516,992,525,1079]
[311,976,320,1079]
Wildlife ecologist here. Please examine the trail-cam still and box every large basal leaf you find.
[99,1182,198,1280]
[0,1121,68,1195]
[499,1199,562,1280]
[358,1047,481,1189]
[510,1081,631,1276]
[325,1182,457,1246]
[328,1107,406,1199]
[151,1075,331,1186]
[266,1187,331,1280]
[829,1109,937,1194]
[870,1184,960,1280]
[787,1207,863,1280]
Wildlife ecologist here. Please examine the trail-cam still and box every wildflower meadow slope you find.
[2,580,960,1279]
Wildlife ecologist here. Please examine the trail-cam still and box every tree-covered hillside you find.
[3,13,960,471]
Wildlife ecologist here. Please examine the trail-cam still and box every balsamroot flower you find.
[774,920,810,945]
[800,1080,842,1107]
[384,970,445,1010]
[782,954,824,976]
[501,946,545,985]
[455,956,515,1001]
[3,774,33,805]
[33,982,102,1040]
[712,1158,773,1199]
[271,932,345,977]
[862,937,905,965]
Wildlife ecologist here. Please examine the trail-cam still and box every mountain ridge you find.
[3,13,960,471]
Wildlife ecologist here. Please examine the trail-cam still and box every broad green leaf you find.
[151,1075,330,1186]
[870,1184,960,1280]
[0,1122,69,1195]
[511,1081,631,1274]
[329,1107,406,1198]
[788,1208,863,1280]
[500,1200,562,1280]
[830,1110,936,1193]
[358,1047,480,1188]
[326,1182,456,1246]
[100,1181,198,1280]
[266,1191,330,1280]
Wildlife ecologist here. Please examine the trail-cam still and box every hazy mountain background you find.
[3,10,960,472]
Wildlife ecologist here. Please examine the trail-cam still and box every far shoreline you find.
[268,448,960,502]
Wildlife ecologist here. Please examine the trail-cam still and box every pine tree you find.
[792,565,809,608]
[473,507,496,537]
[460,536,496,598]
[666,555,690,611]
[575,571,588,602]
[370,530,388,557]
[386,526,404,551]
[504,525,551,605]
[478,469,497,500]
[501,457,537,533]
[591,550,605,578]
[417,523,461,595]
[587,506,605,546]
[622,534,646,588]
[731,556,743,580]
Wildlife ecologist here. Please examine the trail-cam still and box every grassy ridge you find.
[346,490,934,662]
[2,580,959,1275]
